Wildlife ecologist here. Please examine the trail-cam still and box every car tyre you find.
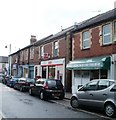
[20,87,23,92]
[29,88,33,96]
[59,94,64,100]
[70,97,79,108]
[105,103,115,117]
[40,92,45,100]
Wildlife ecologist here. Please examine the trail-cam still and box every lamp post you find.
[9,44,11,76]
[5,44,11,76]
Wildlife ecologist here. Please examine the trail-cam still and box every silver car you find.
[70,79,116,117]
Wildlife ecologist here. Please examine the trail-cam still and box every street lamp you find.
[5,44,11,76]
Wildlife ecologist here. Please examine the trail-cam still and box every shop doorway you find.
[42,67,46,78]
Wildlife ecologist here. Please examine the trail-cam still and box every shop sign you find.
[41,58,65,66]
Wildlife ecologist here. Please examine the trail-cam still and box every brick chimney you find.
[30,35,37,44]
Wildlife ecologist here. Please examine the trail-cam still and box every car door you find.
[77,80,98,106]
[91,80,114,108]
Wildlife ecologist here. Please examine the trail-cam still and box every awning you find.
[66,56,111,70]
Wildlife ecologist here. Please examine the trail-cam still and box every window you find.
[110,85,116,92]
[40,46,44,57]
[20,51,23,61]
[97,80,109,90]
[114,22,116,41]
[25,49,28,60]
[82,31,90,49]
[53,41,58,57]
[102,24,111,45]
[79,80,98,91]
[30,47,34,59]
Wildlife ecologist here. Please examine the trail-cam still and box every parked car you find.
[29,78,65,100]
[2,75,11,84]
[70,79,116,117]
[14,77,35,92]
[0,76,4,83]
[7,76,20,87]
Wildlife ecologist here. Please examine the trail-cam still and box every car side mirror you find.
[79,87,87,91]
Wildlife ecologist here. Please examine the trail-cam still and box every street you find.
[0,83,114,119]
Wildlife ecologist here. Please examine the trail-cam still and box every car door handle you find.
[90,94,93,96]
[103,93,107,96]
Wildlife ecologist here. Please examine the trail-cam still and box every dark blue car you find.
[7,76,20,87]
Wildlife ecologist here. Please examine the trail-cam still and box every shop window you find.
[102,23,111,45]
[100,69,107,79]
[90,70,99,80]
[48,66,55,79]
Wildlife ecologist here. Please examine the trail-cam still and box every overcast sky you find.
[0,0,116,56]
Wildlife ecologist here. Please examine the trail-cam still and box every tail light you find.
[43,83,48,89]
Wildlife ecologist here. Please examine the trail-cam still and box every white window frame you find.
[82,31,90,49]
[53,41,59,57]
[102,23,111,45]
[40,46,44,57]
[114,22,116,41]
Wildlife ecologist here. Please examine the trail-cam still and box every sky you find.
[0,0,116,56]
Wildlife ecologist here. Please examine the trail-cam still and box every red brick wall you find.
[44,43,52,58]
[74,27,115,59]
[59,38,66,58]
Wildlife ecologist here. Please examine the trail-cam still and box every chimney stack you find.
[30,35,37,44]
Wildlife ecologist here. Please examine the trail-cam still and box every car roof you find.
[36,78,61,82]
[92,79,116,82]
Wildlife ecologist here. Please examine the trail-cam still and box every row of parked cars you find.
[1,74,116,117]
[1,75,65,100]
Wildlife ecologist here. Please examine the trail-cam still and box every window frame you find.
[114,21,116,41]
[102,23,112,45]
[82,30,90,49]
[53,41,59,57]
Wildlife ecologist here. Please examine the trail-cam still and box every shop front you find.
[29,65,34,79]
[23,65,29,78]
[40,58,65,85]
[67,56,111,94]
[12,64,18,76]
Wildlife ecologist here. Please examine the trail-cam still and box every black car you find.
[14,77,35,92]
[29,78,65,100]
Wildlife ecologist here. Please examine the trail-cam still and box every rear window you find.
[47,80,62,88]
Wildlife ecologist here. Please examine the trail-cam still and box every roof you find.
[34,25,74,46]
[74,8,116,32]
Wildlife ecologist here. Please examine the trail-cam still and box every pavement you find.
[65,92,72,100]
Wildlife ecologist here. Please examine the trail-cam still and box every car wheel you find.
[40,92,45,100]
[105,103,115,117]
[20,87,23,92]
[70,97,79,108]
[59,94,64,100]
[29,88,33,96]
